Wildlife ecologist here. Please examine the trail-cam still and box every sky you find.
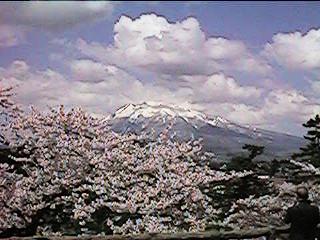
[0,1,320,136]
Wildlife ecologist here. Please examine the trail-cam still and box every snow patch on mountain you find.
[113,102,232,128]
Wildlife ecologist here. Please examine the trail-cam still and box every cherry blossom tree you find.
[0,83,255,237]
[1,82,319,237]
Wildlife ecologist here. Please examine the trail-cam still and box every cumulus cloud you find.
[0,58,263,116]
[198,88,320,136]
[227,90,319,129]
[204,102,264,126]
[75,14,271,76]
[263,90,313,119]
[180,74,262,103]
[2,11,319,135]
[0,24,25,48]
[0,60,126,112]
[70,59,112,83]
[263,28,320,70]
[68,59,203,112]
[1,60,69,108]
[0,59,192,115]
[0,1,114,31]
[311,80,320,95]
[2,58,318,135]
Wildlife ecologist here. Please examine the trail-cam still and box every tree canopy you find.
[226,144,265,171]
[292,114,320,167]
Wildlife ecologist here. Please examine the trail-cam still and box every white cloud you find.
[311,80,320,95]
[1,60,69,108]
[49,53,64,62]
[75,14,271,76]
[263,28,320,70]
[195,88,320,135]
[3,11,319,136]
[2,59,319,135]
[70,59,111,83]
[67,59,197,112]
[237,90,319,129]
[263,90,312,119]
[262,90,320,133]
[0,58,263,116]
[180,74,262,103]
[0,59,191,115]
[0,2,114,31]
[0,24,25,48]
[204,102,264,126]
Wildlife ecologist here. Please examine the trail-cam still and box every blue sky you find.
[1,1,320,136]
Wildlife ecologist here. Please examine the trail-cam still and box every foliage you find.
[226,144,265,171]
[292,114,320,167]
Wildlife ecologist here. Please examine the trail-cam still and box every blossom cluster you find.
[0,84,254,236]
[223,180,320,229]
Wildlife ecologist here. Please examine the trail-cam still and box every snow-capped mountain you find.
[113,102,232,128]
[109,102,306,161]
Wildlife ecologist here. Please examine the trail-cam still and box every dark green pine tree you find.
[226,144,265,171]
[293,114,320,167]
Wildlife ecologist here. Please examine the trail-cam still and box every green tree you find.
[293,114,320,167]
[227,144,265,171]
